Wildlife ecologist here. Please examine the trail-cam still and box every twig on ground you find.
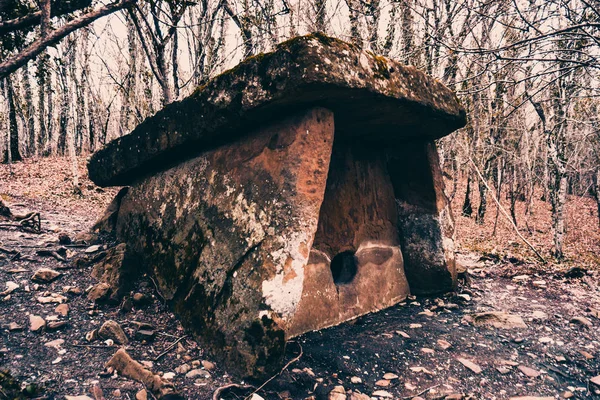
[244,342,303,400]
[154,335,187,361]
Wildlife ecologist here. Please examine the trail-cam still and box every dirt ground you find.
[1,157,599,400]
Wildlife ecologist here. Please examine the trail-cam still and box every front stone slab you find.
[116,108,334,376]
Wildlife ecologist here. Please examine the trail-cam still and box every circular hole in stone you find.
[330,251,358,285]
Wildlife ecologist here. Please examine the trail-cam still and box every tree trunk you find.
[4,77,22,163]
[462,172,473,217]
[595,168,600,229]
[22,65,35,156]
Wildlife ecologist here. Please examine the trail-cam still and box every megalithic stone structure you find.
[87,33,467,377]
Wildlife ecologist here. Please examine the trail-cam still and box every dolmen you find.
[88,33,467,377]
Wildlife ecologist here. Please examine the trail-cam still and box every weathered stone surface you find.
[88,33,466,187]
[472,311,527,329]
[116,108,335,377]
[88,34,466,378]
[98,320,128,345]
[88,244,130,303]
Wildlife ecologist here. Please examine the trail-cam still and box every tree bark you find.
[3,77,22,162]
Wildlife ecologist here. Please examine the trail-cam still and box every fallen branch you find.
[106,348,182,399]
[467,156,546,264]
[154,335,187,362]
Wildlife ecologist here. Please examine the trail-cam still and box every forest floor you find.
[1,157,599,400]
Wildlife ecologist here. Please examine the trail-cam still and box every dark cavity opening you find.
[330,251,358,285]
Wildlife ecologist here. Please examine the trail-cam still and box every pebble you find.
[31,268,62,283]
[98,320,128,345]
[518,365,541,378]
[37,293,68,304]
[591,375,600,386]
[65,396,93,400]
[29,315,46,332]
[85,245,101,253]
[570,316,592,327]
[163,372,175,380]
[371,390,393,398]
[421,347,435,354]
[1,281,19,295]
[44,339,64,349]
[375,379,390,387]
[135,389,148,400]
[186,369,210,379]
[383,372,398,380]
[328,386,346,400]
[437,339,452,350]
[8,322,23,331]
[396,330,410,338]
[175,364,191,374]
[350,376,362,384]
[457,357,482,374]
[409,323,422,329]
[201,360,216,371]
[55,303,70,316]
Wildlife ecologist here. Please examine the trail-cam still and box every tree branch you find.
[0,0,136,79]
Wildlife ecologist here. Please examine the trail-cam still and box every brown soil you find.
[1,157,599,400]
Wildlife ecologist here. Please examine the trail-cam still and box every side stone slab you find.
[115,108,335,377]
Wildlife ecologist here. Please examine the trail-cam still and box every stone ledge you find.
[88,33,466,187]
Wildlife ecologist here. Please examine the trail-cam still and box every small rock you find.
[249,395,265,400]
[201,360,215,371]
[132,292,150,306]
[7,322,23,331]
[175,364,191,374]
[329,386,346,400]
[445,394,463,400]
[496,366,511,374]
[98,320,128,345]
[29,315,46,332]
[409,366,433,374]
[383,373,398,380]
[375,379,390,387]
[590,375,600,386]
[65,396,93,400]
[371,390,393,398]
[457,357,482,374]
[112,389,122,397]
[471,311,527,329]
[409,323,422,329]
[37,293,68,303]
[350,376,362,384]
[135,389,148,400]
[579,350,594,359]
[1,281,19,295]
[518,365,541,378]
[44,339,64,349]
[562,391,574,399]
[538,337,553,344]
[87,283,111,302]
[86,329,98,342]
[58,232,72,245]
[31,268,62,283]
[135,329,156,341]
[421,347,434,354]
[457,294,471,301]
[55,304,70,316]
[396,330,410,338]
[570,316,592,327]
[47,321,67,330]
[163,372,175,380]
[85,245,101,254]
[531,311,548,320]
[186,369,210,379]
[437,339,452,350]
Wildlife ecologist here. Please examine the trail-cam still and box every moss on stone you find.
[368,51,391,80]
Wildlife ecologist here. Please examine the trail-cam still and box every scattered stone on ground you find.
[98,320,128,345]
[31,268,61,283]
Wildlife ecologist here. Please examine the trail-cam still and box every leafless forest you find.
[2,0,600,263]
